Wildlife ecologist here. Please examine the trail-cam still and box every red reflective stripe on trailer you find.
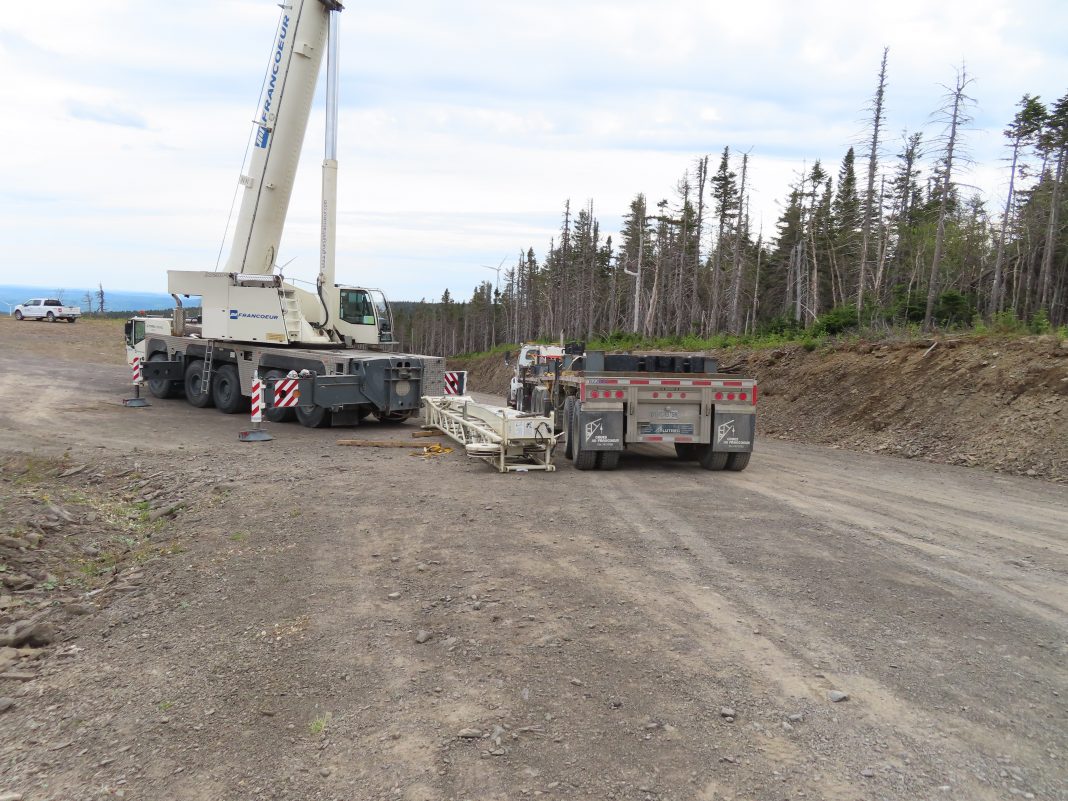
[661,379,681,385]
[752,385,759,405]
[601,378,618,384]
[675,436,692,442]
[693,380,711,386]
[723,380,743,387]
[630,379,649,385]
[644,435,663,442]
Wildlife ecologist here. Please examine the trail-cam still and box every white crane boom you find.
[225,0,341,277]
[167,0,397,349]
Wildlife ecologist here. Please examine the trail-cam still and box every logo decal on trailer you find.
[717,419,736,443]
[585,417,603,442]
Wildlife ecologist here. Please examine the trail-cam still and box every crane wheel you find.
[147,353,181,399]
[184,360,215,408]
[376,410,414,424]
[213,364,248,414]
[296,404,332,428]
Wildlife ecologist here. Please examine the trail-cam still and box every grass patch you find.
[309,714,330,735]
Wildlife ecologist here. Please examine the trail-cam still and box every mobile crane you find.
[126,0,444,426]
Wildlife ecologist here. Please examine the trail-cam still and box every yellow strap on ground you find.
[410,443,453,457]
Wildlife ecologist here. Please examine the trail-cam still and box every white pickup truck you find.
[12,298,81,323]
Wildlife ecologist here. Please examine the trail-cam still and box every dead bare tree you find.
[924,65,974,331]
[728,153,750,333]
[859,47,889,317]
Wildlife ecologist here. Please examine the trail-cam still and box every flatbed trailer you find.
[515,350,756,471]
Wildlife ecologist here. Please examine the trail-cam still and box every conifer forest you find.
[397,55,1068,356]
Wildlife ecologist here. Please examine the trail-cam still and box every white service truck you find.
[13,299,81,323]
[125,0,445,426]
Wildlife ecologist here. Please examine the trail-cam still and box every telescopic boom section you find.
[224,0,344,277]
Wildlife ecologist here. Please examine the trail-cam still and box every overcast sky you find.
[2,0,1066,302]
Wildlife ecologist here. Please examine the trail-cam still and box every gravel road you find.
[0,324,1065,801]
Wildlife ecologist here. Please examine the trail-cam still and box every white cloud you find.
[1,0,1066,300]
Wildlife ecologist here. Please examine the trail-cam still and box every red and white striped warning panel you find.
[444,371,467,395]
[130,355,143,384]
[250,375,264,423]
[273,378,300,408]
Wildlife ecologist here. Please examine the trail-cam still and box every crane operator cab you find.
[336,287,396,347]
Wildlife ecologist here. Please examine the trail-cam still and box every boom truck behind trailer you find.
[512,346,757,471]
[125,0,444,426]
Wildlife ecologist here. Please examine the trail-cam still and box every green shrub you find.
[1030,309,1051,335]
[812,304,859,336]
[934,290,973,327]
[991,310,1026,334]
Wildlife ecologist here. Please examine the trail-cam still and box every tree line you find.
[396,54,1068,356]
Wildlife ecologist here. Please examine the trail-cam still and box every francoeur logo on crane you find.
[256,14,290,148]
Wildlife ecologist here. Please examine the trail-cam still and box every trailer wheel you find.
[596,451,620,470]
[146,353,181,399]
[563,397,575,460]
[674,443,699,461]
[213,364,248,414]
[296,404,332,428]
[184,360,214,408]
[572,403,598,471]
[698,445,729,471]
[725,452,751,471]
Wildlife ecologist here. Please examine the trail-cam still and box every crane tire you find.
[213,364,247,414]
[184,360,214,408]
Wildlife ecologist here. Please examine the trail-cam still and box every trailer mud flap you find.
[712,412,754,452]
[578,409,624,451]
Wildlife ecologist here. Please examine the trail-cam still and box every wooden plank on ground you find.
[336,440,423,448]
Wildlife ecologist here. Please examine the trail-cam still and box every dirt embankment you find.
[451,336,1068,482]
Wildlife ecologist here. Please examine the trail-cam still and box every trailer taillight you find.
[615,390,624,399]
